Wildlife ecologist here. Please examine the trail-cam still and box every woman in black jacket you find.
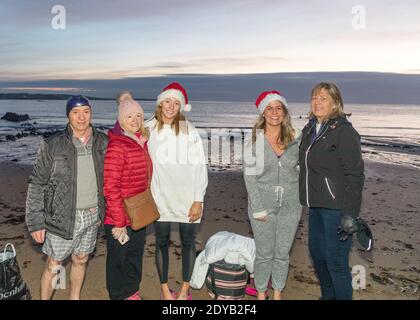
[299,82,364,300]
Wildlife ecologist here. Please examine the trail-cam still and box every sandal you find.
[161,288,177,300]
[177,291,192,300]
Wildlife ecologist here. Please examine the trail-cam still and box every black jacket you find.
[298,116,364,217]
[25,124,108,239]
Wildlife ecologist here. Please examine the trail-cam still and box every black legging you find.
[154,221,198,284]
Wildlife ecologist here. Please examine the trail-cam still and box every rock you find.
[22,127,38,135]
[42,130,59,138]
[5,135,16,141]
[1,112,31,122]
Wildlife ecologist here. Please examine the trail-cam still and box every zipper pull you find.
[273,186,284,204]
[274,186,280,201]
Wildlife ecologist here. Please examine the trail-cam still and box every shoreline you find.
[0,160,419,300]
[1,129,420,168]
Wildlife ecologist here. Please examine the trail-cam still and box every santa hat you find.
[157,82,191,112]
[118,99,144,125]
[255,90,288,114]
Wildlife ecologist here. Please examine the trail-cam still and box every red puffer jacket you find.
[103,124,152,227]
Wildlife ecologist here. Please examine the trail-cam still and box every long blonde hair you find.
[251,102,296,147]
[153,104,187,136]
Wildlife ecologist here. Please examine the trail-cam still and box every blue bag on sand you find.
[0,243,31,300]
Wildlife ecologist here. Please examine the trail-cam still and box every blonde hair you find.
[309,82,351,120]
[251,102,296,147]
[153,103,188,136]
[120,115,150,139]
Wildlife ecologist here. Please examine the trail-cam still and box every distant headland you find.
[0,93,155,101]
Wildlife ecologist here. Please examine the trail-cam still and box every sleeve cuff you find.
[194,192,205,202]
[27,223,46,233]
[253,210,268,219]
[114,221,126,228]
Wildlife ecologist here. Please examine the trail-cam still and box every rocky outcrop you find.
[1,112,31,122]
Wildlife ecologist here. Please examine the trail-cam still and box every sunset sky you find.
[1,0,419,82]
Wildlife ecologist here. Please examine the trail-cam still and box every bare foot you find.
[177,291,191,300]
[257,292,267,300]
[161,287,176,300]
[273,290,283,300]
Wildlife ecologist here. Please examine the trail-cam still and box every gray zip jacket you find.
[25,124,108,240]
[243,131,301,218]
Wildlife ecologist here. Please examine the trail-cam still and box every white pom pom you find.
[184,103,191,112]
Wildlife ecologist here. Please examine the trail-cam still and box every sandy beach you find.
[0,158,419,300]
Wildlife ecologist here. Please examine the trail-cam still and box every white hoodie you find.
[146,118,208,223]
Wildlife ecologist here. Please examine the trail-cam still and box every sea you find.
[0,100,419,169]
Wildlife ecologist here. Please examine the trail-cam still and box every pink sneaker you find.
[125,291,142,300]
[245,285,258,297]
[246,278,257,296]
[245,278,271,298]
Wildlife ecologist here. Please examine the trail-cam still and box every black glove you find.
[337,215,358,241]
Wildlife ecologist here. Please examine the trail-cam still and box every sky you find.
[1,0,420,82]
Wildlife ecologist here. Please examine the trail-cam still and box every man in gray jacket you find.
[25,96,108,300]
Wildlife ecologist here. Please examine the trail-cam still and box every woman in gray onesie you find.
[243,90,302,300]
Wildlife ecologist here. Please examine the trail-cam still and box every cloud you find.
[0,55,290,81]
[1,87,96,92]
[0,0,286,27]
[1,1,419,80]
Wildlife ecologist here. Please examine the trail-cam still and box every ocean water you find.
[0,100,419,168]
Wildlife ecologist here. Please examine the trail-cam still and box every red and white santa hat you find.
[255,90,288,114]
[157,82,191,112]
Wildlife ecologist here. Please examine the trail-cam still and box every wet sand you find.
[0,160,418,300]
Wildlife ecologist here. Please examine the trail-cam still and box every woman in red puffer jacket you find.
[103,96,151,300]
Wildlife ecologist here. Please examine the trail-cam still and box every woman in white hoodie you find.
[146,82,208,300]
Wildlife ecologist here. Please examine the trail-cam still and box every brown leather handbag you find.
[123,153,160,231]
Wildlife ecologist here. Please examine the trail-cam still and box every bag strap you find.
[209,264,218,300]
[3,243,16,256]
[144,147,151,189]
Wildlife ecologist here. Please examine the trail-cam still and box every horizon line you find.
[1,70,420,82]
